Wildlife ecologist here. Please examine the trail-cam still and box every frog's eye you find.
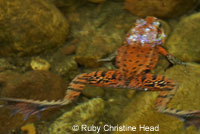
[158,22,162,29]
[153,21,161,28]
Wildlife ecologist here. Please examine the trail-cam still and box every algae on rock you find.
[49,53,78,80]
[0,0,69,56]
[125,0,199,18]
[166,13,200,62]
[0,58,16,72]
[49,98,104,134]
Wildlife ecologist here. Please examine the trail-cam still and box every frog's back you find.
[116,44,159,80]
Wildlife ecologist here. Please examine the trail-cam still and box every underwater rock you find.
[60,44,76,56]
[88,0,106,4]
[115,64,200,134]
[49,98,104,134]
[0,0,69,56]
[125,0,199,18]
[0,58,16,72]
[0,71,67,99]
[50,0,86,8]
[49,52,78,79]
[30,57,51,71]
[152,55,170,74]
[166,13,200,62]
[82,85,104,98]
[0,71,67,133]
[21,123,36,134]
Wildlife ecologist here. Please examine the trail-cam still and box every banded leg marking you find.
[65,70,122,101]
[135,73,200,129]
[65,73,88,101]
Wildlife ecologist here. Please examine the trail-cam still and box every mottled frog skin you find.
[1,17,200,129]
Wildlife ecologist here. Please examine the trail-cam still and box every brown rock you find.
[88,0,106,4]
[82,85,104,98]
[125,0,199,18]
[0,58,16,72]
[0,0,69,56]
[49,52,78,79]
[60,44,76,56]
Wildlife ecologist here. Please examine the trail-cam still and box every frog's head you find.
[126,16,166,47]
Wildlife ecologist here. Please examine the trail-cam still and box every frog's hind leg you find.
[108,73,200,130]
[0,74,90,120]
[0,70,122,120]
[137,73,200,130]
[0,97,69,120]
[65,70,122,101]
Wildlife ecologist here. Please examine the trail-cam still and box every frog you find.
[1,16,200,129]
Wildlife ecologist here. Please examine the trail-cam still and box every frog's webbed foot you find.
[97,51,117,62]
[0,97,69,120]
[166,54,187,66]
[157,46,187,65]
[183,116,200,131]
[166,110,200,131]
[136,73,200,130]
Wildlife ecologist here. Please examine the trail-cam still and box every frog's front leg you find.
[97,50,117,62]
[157,46,186,65]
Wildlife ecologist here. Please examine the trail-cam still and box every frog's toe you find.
[175,111,200,131]
[183,116,200,131]
[164,109,200,131]
[0,97,69,120]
